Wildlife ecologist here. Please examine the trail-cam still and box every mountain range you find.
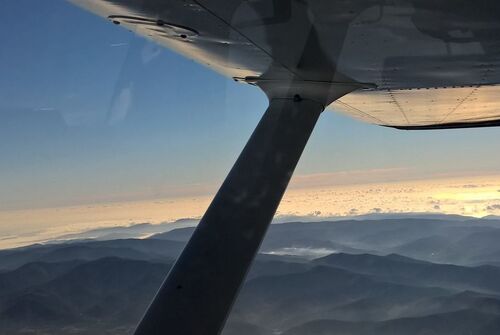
[2,214,500,334]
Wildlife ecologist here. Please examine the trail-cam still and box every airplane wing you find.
[72,0,500,129]
[68,1,500,335]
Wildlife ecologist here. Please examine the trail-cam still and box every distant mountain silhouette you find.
[315,252,500,294]
[0,238,184,271]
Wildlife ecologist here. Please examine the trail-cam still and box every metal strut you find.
[134,97,324,335]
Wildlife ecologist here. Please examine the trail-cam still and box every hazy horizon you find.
[2,171,500,249]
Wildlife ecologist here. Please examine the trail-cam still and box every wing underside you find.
[71,0,500,129]
[333,85,500,129]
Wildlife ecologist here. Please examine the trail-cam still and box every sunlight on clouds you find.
[278,175,500,218]
[435,190,500,202]
[1,174,500,249]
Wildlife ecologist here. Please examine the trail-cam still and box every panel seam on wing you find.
[193,0,300,80]
[439,86,479,124]
[334,99,385,125]
[388,90,410,125]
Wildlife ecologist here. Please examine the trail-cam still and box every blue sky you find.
[1,0,500,211]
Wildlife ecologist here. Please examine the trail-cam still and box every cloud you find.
[348,208,359,215]
[262,247,337,259]
[370,208,382,213]
[433,205,441,210]
[307,211,322,216]
[289,168,411,189]
[110,42,128,47]
[486,204,500,211]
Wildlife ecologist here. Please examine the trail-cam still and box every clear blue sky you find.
[1,0,500,210]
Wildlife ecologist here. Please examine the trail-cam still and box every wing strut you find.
[134,84,355,335]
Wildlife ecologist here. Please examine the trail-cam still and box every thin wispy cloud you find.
[487,204,500,211]
[262,247,338,259]
[289,167,412,189]
[110,42,128,47]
